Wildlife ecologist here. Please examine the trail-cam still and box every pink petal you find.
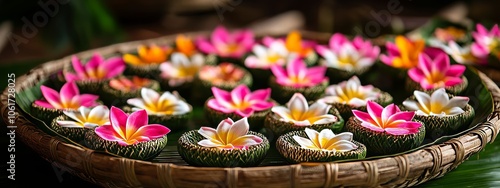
[34,100,57,109]
[110,106,128,139]
[385,42,400,56]
[102,57,125,78]
[476,23,488,35]
[71,56,87,78]
[444,77,463,87]
[408,68,425,83]
[360,122,385,132]
[79,94,99,107]
[126,110,149,138]
[270,65,287,79]
[423,47,445,59]
[64,72,79,82]
[196,38,216,54]
[59,82,79,105]
[251,101,274,111]
[366,101,383,124]
[234,29,254,49]
[471,43,489,57]
[306,66,327,80]
[212,25,230,44]
[211,87,231,102]
[384,128,411,135]
[207,99,234,114]
[379,54,394,65]
[381,104,398,123]
[352,110,378,126]
[130,124,170,140]
[446,65,466,77]
[432,53,450,73]
[420,80,436,90]
[244,56,260,68]
[95,125,123,141]
[329,33,348,49]
[231,85,250,105]
[88,53,104,69]
[287,58,306,78]
[40,85,61,107]
[235,108,254,117]
[417,54,432,76]
[315,45,329,57]
[387,111,415,123]
[248,88,271,101]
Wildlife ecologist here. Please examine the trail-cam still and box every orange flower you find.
[175,35,197,56]
[123,45,172,65]
[380,36,425,69]
[285,31,314,57]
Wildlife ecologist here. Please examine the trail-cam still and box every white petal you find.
[348,98,368,107]
[287,93,309,120]
[63,110,85,124]
[292,120,312,126]
[292,135,318,150]
[446,107,465,115]
[171,52,190,67]
[445,96,469,109]
[271,106,292,120]
[216,118,234,143]
[172,101,191,115]
[228,117,250,142]
[127,98,147,109]
[83,123,99,129]
[402,100,420,111]
[191,53,205,67]
[414,90,431,112]
[57,120,83,128]
[88,105,109,123]
[307,101,331,117]
[141,88,160,105]
[252,44,268,57]
[430,88,449,109]
[311,115,338,124]
[304,128,320,146]
[198,139,223,148]
[318,129,336,148]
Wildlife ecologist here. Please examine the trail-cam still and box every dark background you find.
[1,0,500,187]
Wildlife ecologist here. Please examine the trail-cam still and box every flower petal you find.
[235,108,254,117]
[95,125,123,142]
[304,128,320,148]
[270,65,287,80]
[125,109,149,138]
[293,135,318,150]
[57,120,83,128]
[317,129,335,148]
[71,56,87,78]
[327,140,358,151]
[360,122,385,132]
[323,132,353,149]
[141,87,160,105]
[40,85,62,108]
[445,96,469,109]
[198,139,223,148]
[198,127,221,141]
[414,90,431,113]
[207,99,234,113]
[227,117,250,142]
[130,124,170,140]
[216,118,234,144]
[231,135,262,148]
[78,94,100,107]
[446,65,466,77]
[34,100,57,109]
[110,106,128,139]
[59,82,79,106]
[248,88,271,101]
[103,57,125,78]
[272,106,292,120]
[231,85,250,106]
[287,93,309,120]
[127,98,147,109]
[366,101,383,126]
[381,104,399,124]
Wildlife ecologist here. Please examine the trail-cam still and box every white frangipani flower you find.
[159,52,204,87]
[127,88,191,116]
[293,128,358,152]
[272,93,338,126]
[56,105,110,128]
[317,76,380,107]
[402,88,469,117]
[244,42,289,69]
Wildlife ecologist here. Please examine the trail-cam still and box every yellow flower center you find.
[338,90,366,103]
[144,99,177,115]
[425,70,446,87]
[289,75,309,85]
[339,56,357,66]
[177,66,200,78]
[266,54,281,63]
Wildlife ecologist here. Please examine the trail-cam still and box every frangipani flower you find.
[197,117,263,150]
[317,76,380,107]
[270,58,327,88]
[64,53,125,82]
[263,31,315,58]
[244,42,289,69]
[403,88,469,117]
[127,88,191,116]
[175,34,197,56]
[123,44,172,65]
[196,26,254,58]
[316,33,380,71]
[471,24,500,59]
[352,101,422,135]
[94,107,171,146]
[272,93,338,126]
[199,63,245,85]
[380,35,425,69]
[159,52,204,87]
[433,27,467,42]
[430,40,487,65]
[207,85,274,117]
[292,128,357,152]
[57,105,110,128]
[408,50,465,90]
[34,82,99,110]
[109,76,152,92]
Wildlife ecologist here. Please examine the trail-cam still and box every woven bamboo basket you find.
[2,31,500,188]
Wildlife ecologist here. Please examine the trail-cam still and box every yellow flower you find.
[123,45,172,65]
[381,36,425,69]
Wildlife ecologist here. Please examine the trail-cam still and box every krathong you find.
[57,105,110,128]
[270,58,327,88]
[402,88,469,117]
[127,88,191,116]
[94,107,171,146]
[471,23,500,60]
[263,31,315,58]
[197,117,263,150]
[64,53,125,82]
[292,128,357,152]
[159,52,204,87]
[271,93,337,126]
[380,35,425,69]
[207,85,274,117]
[109,76,153,92]
[123,44,172,65]
[352,101,422,135]
[199,63,246,85]
[316,33,380,72]
[196,26,254,58]
[408,50,466,90]
[318,76,380,107]
[34,81,99,110]
[244,42,289,69]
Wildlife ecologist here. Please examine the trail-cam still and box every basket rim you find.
[2,31,500,187]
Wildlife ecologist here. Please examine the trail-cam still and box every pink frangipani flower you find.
[207,85,274,117]
[196,26,254,58]
[408,50,466,90]
[316,33,380,71]
[352,101,422,135]
[471,24,500,58]
[197,117,262,150]
[270,58,328,88]
[95,107,171,146]
[64,53,125,82]
[34,82,99,110]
